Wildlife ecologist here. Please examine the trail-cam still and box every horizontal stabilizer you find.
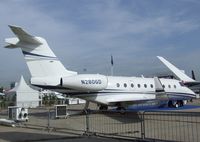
[8,25,42,45]
[157,56,195,83]
[5,37,19,48]
[5,25,77,77]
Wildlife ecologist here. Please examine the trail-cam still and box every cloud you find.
[0,0,200,86]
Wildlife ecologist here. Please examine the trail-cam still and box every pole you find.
[111,55,114,76]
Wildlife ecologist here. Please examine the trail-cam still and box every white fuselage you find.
[38,75,196,106]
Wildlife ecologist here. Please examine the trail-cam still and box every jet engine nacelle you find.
[60,74,108,91]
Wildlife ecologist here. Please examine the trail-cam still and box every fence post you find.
[141,111,145,140]
[86,110,89,133]
[47,108,51,132]
[85,109,90,135]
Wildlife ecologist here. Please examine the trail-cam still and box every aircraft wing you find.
[107,97,151,104]
[107,77,168,104]
[106,93,155,105]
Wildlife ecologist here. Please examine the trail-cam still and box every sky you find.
[0,0,200,87]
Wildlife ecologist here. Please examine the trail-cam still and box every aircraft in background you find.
[190,70,200,94]
[5,25,199,110]
[157,57,200,93]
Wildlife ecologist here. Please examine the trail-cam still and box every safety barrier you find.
[0,107,200,142]
[86,110,200,142]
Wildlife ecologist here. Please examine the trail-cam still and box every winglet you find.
[154,77,168,100]
[157,56,195,82]
[8,25,42,45]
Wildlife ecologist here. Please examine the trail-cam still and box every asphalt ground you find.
[0,126,133,142]
[1,100,200,142]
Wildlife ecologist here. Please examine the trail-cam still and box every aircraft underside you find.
[35,84,195,110]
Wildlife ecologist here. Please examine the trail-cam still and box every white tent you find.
[6,76,41,108]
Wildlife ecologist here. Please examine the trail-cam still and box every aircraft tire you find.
[99,105,108,110]
[116,107,126,114]
[175,103,179,108]
[168,101,173,108]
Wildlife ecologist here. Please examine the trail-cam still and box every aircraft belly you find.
[62,91,156,105]
[95,93,155,104]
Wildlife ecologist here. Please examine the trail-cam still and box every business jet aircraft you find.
[158,57,200,96]
[5,25,198,110]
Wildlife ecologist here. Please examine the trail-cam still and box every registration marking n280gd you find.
[81,80,102,84]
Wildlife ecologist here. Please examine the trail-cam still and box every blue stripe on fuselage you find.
[22,51,57,59]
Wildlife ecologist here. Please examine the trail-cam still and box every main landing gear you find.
[98,105,126,111]
[168,100,185,108]
[116,106,126,111]
[99,105,108,110]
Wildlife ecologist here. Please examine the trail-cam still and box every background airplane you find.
[158,56,200,94]
[188,70,200,94]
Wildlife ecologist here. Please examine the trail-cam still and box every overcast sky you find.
[0,0,200,87]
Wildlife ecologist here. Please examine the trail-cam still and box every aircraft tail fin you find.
[5,25,77,78]
[157,56,195,83]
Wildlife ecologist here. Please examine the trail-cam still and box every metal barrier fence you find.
[87,110,200,142]
[87,111,143,139]
[143,111,200,142]
[0,107,200,142]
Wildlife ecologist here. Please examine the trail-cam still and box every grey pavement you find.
[0,126,133,142]
[1,101,200,142]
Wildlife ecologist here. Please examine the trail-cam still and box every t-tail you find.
[5,25,77,86]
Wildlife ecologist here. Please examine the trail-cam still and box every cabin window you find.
[137,84,141,88]
[144,84,147,88]
[124,83,127,88]
[162,85,165,88]
[150,84,153,88]
[168,85,171,88]
[174,85,176,88]
[131,83,134,88]
[116,83,120,87]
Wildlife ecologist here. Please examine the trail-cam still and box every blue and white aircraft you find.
[5,25,199,110]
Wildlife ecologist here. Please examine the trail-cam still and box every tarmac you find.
[0,125,133,142]
[0,103,135,142]
[1,101,200,142]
